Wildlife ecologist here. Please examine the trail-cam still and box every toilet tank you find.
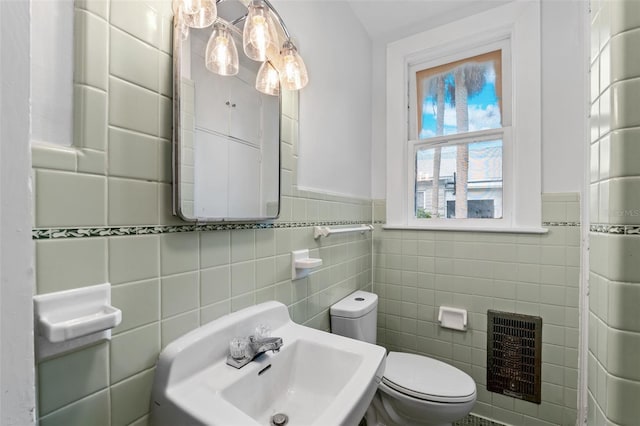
[330,290,377,344]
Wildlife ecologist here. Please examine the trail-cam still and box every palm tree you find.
[450,63,487,218]
[422,62,487,218]
[424,75,446,217]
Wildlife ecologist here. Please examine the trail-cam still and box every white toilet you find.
[331,290,477,426]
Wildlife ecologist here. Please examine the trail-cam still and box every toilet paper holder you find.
[438,306,468,331]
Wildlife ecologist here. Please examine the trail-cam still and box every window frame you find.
[408,128,512,227]
[385,0,544,233]
[407,39,511,141]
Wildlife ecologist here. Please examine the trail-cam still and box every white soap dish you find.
[291,249,323,280]
[39,304,121,343]
[33,283,122,359]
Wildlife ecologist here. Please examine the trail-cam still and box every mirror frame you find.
[172,11,281,223]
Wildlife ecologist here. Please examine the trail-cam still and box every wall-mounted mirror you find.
[173,0,284,222]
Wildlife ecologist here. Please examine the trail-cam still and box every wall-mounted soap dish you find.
[291,249,322,280]
[33,283,122,359]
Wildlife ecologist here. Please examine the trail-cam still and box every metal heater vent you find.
[487,310,542,404]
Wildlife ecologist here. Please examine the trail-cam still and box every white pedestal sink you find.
[151,301,386,426]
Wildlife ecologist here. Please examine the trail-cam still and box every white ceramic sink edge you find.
[151,301,386,426]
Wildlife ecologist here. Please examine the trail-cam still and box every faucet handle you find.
[229,337,248,360]
[254,323,271,338]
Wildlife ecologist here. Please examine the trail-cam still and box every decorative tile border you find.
[542,221,581,227]
[454,414,507,426]
[32,220,374,240]
[590,224,640,235]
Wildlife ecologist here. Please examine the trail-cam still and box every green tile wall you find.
[589,1,640,425]
[32,1,592,426]
[32,1,372,424]
[373,194,581,426]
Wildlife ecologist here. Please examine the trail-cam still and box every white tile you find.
[592,142,600,184]
[38,343,109,415]
[600,88,611,137]
[611,79,640,130]
[31,144,77,172]
[74,85,107,151]
[599,179,610,224]
[200,266,230,305]
[111,279,160,334]
[159,52,172,96]
[109,77,159,136]
[110,323,160,384]
[108,178,158,225]
[159,95,172,139]
[609,128,640,178]
[74,9,108,89]
[611,0,640,36]
[36,238,108,294]
[161,272,199,318]
[160,232,199,275]
[75,0,108,19]
[161,311,199,348]
[110,369,155,426]
[110,0,160,47]
[608,177,640,224]
[110,27,159,92]
[35,170,106,228]
[108,127,159,181]
[39,389,109,426]
[109,235,159,285]
[611,28,640,82]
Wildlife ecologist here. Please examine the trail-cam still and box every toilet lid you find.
[382,352,476,403]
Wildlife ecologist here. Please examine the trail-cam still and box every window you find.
[410,47,507,221]
[386,1,542,232]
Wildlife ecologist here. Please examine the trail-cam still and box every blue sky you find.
[419,64,501,138]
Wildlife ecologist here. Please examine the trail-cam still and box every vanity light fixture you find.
[255,60,280,96]
[181,0,217,29]
[205,22,239,76]
[279,39,308,91]
[243,0,279,62]
[175,0,309,92]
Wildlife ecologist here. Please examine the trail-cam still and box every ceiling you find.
[346,0,512,42]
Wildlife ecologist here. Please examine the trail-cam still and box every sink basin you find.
[151,301,386,426]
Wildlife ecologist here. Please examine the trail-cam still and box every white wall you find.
[0,0,36,423]
[371,0,587,199]
[31,0,74,146]
[274,0,373,199]
[540,0,587,193]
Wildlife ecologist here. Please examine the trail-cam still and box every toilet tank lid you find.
[330,290,377,318]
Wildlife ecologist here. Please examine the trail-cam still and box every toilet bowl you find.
[330,291,476,426]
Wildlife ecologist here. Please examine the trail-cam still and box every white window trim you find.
[386,0,545,233]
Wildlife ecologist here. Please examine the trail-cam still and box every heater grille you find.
[487,310,542,404]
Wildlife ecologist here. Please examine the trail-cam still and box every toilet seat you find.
[382,352,476,404]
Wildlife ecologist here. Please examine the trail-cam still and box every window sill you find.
[382,224,548,234]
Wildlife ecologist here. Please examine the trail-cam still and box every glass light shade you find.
[205,24,239,76]
[256,61,280,96]
[182,0,217,29]
[279,40,308,91]
[243,0,279,62]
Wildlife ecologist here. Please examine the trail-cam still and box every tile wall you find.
[373,194,581,426]
[589,1,640,425]
[32,1,373,425]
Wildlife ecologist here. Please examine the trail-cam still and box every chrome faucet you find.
[226,335,283,368]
